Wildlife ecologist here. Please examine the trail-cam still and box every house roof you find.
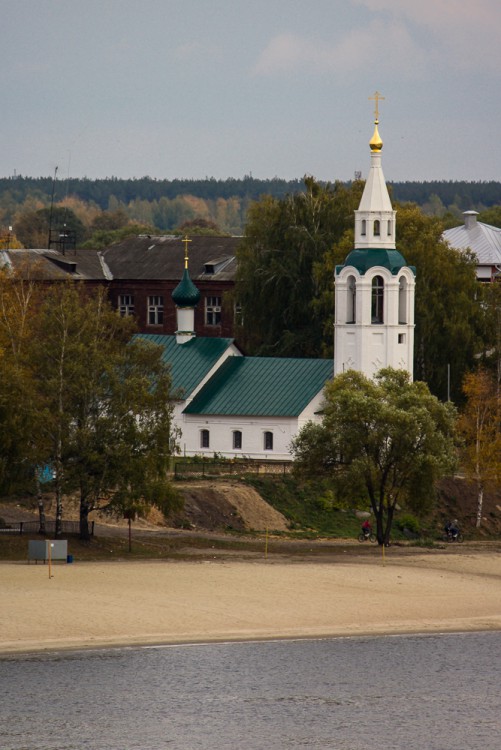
[136,334,237,397]
[100,235,240,281]
[0,248,108,280]
[184,356,333,417]
[443,213,501,266]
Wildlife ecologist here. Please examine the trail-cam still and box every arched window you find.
[264,431,273,451]
[371,276,384,323]
[374,219,380,236]
[233,430,242,450]
[200,429,210,449]
[361,219,366,236]
[398,277,407,324]
[387,220,392,236]
[346,275,356,323]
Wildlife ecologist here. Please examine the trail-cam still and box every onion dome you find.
[369,119,383,151]
[172,268,200,308]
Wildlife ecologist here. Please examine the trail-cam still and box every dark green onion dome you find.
[172,268,201,307]
[336,248,415,276]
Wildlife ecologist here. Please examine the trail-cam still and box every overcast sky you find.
[3,0,500,183]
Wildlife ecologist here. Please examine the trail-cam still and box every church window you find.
[147,295,164,325]
[371,276,384,323]
[347,275,356,323]
[398,277,407,324]
[264,431,273,451]
[118,294,135,317]
[373,220,380,237]
[398,333,406,344]
[361,219,366,236]
[205,296,221,326]
[233,430,242,450]
[200,429,210,449]
[387,220,392,236]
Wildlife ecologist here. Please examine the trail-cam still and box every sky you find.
[2,0,501,183]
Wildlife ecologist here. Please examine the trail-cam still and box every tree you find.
[395,203,484,401]
[176,218,227,236]
[458,369,501,528]
[480,281,501,386]
[234,177,363,357]
[28,284,180,539]
[291,368,457,545]
[0,267,43,498]
[15,206,87,248]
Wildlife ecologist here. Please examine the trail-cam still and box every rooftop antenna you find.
[48,165,58,249]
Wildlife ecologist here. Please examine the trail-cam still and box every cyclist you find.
[361,519,372,539]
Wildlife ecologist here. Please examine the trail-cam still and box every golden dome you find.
[369,120,383,151]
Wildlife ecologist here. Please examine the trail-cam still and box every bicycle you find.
[442,531,464,543]
[358,531,377,543]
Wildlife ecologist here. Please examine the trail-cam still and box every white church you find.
[141,107,416,460]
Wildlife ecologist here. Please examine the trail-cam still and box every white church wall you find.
[173,387,327,461]
[177,414,300,461]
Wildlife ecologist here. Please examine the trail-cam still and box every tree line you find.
[2,175,501,245]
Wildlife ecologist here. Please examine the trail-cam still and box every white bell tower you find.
[334,93,415,379]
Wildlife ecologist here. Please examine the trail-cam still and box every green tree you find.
[478,205,501,228]
[291,368,457,545]
[81,222,155,250]
[176,218,227,236]
[458,369,501,528]
[0,268,43,496]
[395,203,484,401]
[234,177,362,357]
[28,284,180,539]
[15,206,87,248]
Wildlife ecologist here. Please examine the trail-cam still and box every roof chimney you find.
[463,211,479,230]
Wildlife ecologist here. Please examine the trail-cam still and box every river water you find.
[1,631,500,749]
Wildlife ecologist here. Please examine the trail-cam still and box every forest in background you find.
[2,175,501,249]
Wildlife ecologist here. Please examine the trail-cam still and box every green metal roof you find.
[171,268,201,307]
[135,334,236,397]
[184,356,333,417]
[336,247,415,276]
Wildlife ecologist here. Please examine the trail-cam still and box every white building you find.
[443,211,501,282]
[334,115,416,378]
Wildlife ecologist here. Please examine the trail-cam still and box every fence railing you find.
[0,520,94,536]
[174,460,292,479]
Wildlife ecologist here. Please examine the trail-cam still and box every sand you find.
[1,551,501,654]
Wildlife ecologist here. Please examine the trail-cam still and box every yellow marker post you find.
[48,541,54,579]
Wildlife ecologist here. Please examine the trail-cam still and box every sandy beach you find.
[2,550,501,655]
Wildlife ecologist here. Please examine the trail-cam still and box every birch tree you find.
[458,369,501,528]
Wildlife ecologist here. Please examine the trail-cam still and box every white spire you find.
[354,98,396,250]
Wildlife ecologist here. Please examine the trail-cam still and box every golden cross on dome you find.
[182,235,192,269]
[369,90,385,122]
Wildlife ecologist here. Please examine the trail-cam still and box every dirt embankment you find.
[166,482,289,532]
[0,481,290,535]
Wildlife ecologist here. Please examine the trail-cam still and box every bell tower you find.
[334,93,416,379]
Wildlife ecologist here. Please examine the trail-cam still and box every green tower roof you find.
[336,247,415,276]
[172,268,201,307]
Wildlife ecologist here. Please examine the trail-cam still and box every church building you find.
[143,103,416,460]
